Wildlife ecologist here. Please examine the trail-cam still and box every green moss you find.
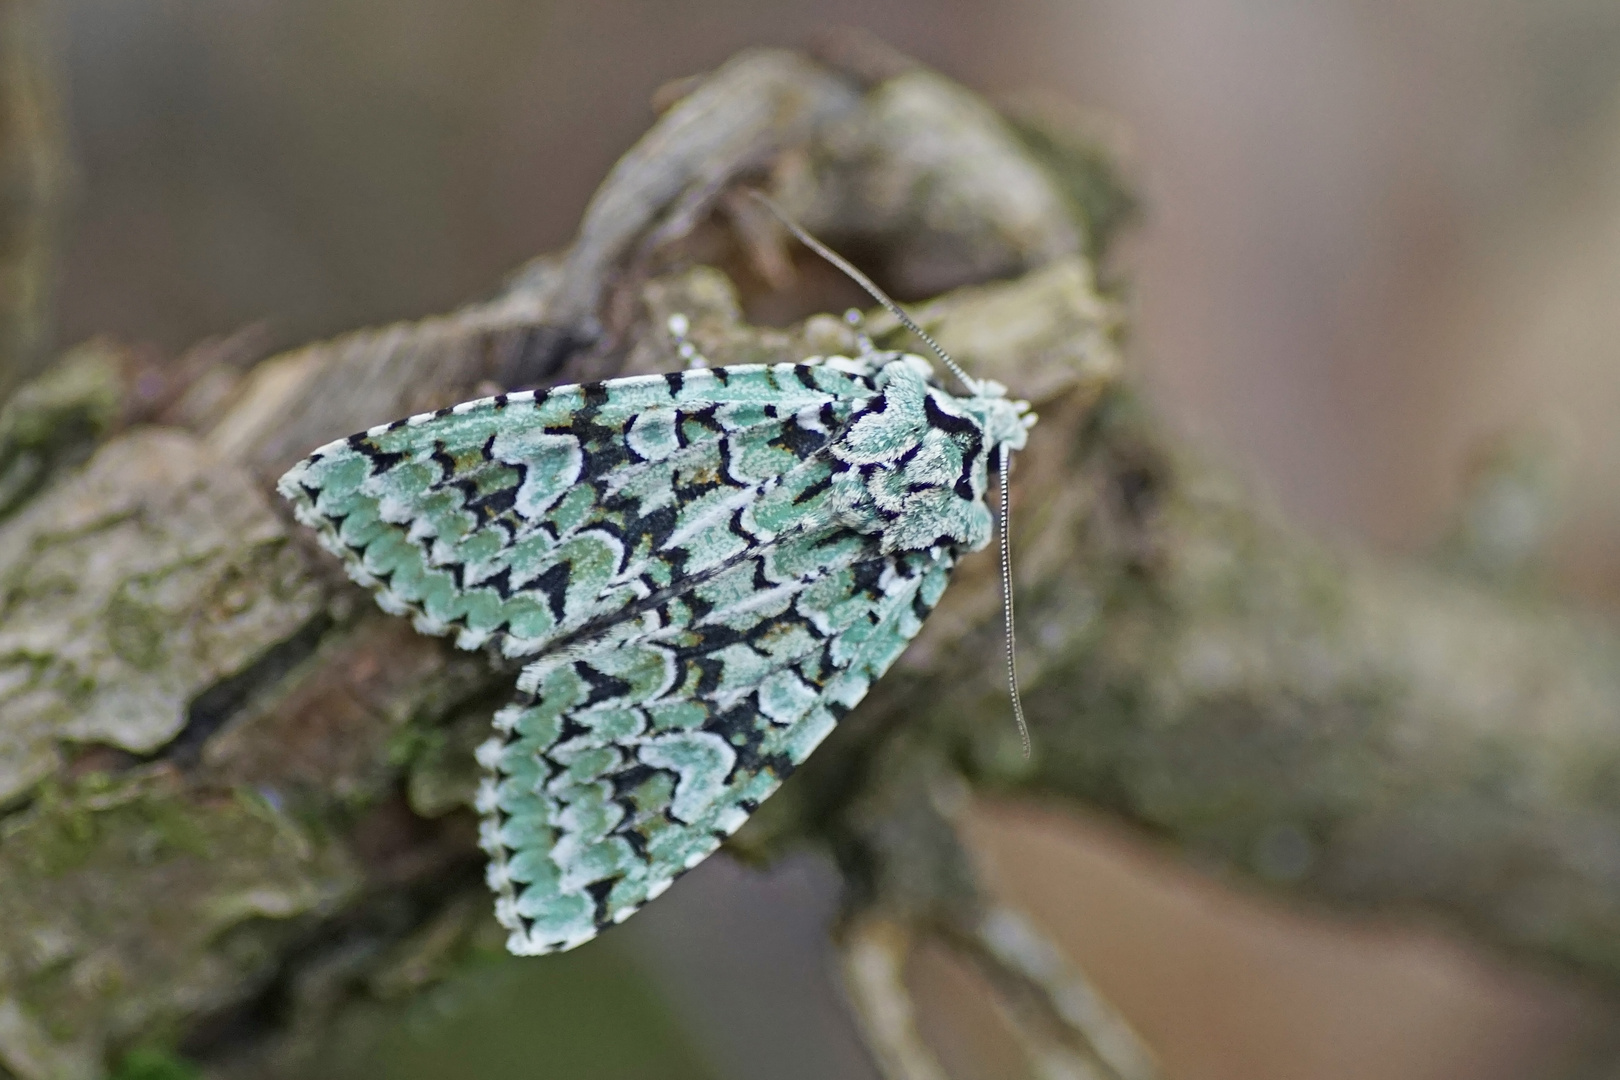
[386,723,442,771]
[9,780,102,876]
[103,579,171,671]
[132,797,214,862]
[10,776,220,877]
[0,341,124,520]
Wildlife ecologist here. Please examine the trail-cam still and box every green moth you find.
[278,213,1035,955]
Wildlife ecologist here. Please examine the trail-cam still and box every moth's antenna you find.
[745,191,980,396]
[999,443,1031,759]
[749,190,1027,755]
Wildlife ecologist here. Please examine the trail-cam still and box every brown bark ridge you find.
[0,38,1616,1080]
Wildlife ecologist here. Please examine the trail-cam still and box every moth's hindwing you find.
[278,359,964,953]
[482,539,953,953]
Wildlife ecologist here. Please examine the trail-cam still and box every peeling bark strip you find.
[0,39,1615,1080]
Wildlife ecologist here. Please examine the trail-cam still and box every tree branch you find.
[948,907,1159,1080]
[0,38,1615,1080]
[839,917,954,1080]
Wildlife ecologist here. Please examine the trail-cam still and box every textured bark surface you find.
[0,39,1617,1080]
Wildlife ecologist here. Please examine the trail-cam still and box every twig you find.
[948,906,1160,1080]
[828,746,1156,1080]
[839,916,954,1080]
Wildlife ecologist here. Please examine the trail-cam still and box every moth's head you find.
[960,377,1035,457]
[828,355,1035,553]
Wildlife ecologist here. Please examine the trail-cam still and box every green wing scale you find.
[279,349,1032,954]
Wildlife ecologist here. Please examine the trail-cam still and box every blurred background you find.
[30,0,1620,1076]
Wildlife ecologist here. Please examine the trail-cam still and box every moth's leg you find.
[845,306,881,362]
[665,311,710,369]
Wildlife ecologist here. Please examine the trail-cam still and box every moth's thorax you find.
[825,354,1034,554]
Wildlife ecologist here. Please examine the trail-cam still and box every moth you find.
[278,203,1035,954]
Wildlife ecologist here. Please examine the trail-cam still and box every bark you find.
[0,38,1615,1080]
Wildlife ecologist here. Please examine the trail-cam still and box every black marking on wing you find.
[692,656,726,696]
[622,416,649,464]
[530,561,571,622]
[585,879,614,927]
[711,702,793,784]
[468,478,520,519]
[792,473,832,505]
[716,433,743,487]
[577,662,635,706]
[349,434,406,475]
[610,762,661,799]
[727,506,757,545]
[772,415,828,460]
[430,443,458,482]
[682,590,715,623]
[479,567,513,599]
[850,558,885,600]
[682,405,726,439]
